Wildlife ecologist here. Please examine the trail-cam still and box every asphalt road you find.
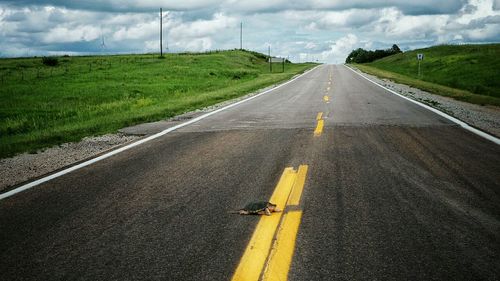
[1,65,499,280]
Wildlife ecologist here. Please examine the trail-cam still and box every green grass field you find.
[352,44,500,106]
[0,50,316,158]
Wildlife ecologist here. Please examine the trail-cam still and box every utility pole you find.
[160,8,163,57]
[268,45,272,73]
[240,22,243,50]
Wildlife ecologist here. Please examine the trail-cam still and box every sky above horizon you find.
[0,0,499,63]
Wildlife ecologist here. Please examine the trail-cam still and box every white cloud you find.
[169,13,236,38]
[112,21,157,41]
[43,25,101,43]
[304,42,316,49]
[462,23,500,41]
[313,9,382,29]
[167,13,236,51]
[321,34,360,63]
[185,37,214,51]
[144,39,158,52]
[375,9,449,39]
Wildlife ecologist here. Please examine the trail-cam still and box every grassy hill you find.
[0,50,316,158]
[353,44,500,106]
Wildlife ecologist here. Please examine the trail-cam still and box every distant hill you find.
[362,44,500,99]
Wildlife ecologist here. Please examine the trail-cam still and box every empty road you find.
[1,65,499,280]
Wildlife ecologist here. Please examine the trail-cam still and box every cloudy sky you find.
[0,0,499,63]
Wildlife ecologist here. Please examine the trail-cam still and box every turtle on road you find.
[232,201,281,216]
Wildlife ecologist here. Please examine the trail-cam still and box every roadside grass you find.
[0,50,316,158]
[353,64,500,106]
[350,44,500,106]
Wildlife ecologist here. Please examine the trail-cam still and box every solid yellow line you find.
[316,112,323,121]
[287,165,308,206]
[323,95,329,102]
[262,211,303,281]
[314,119,324,137]
[231,168,297,281]
[269,168,297,207]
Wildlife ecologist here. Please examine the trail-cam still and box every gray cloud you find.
[3,11,26,21]
[494,0,500,10]
[0,0,468,15]
[467,14,500,28]
[0,0,221,12]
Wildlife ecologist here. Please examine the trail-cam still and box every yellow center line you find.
[314,119,324,137]
[323,95,329,102]
[263,165,308,280]
[231,167,298,281]
[287,165,309,206]
[262,211,303,281]
[316,112,323,121]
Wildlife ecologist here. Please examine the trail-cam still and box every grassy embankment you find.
[0,50,316,158]
[352,44,500,106]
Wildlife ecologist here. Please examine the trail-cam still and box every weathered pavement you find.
[1,65,499,280]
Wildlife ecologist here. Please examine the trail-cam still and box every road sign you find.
[269,57,285,63]
[269,57,285,73]
[417,54,424,77]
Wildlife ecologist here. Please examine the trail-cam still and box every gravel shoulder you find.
[350,65,500,138]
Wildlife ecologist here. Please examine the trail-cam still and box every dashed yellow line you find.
[314,119,324,137]
[323,95,329,102]
[316,112,323,121]
[231,165,308,281]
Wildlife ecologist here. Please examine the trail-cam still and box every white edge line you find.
[0,65,322,200]
[343,64,500,146]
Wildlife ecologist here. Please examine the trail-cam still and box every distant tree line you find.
[345,44,402,63]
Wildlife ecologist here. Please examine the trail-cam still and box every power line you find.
[268,45,272,72]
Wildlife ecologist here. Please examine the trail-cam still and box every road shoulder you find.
[348,65,500,138]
